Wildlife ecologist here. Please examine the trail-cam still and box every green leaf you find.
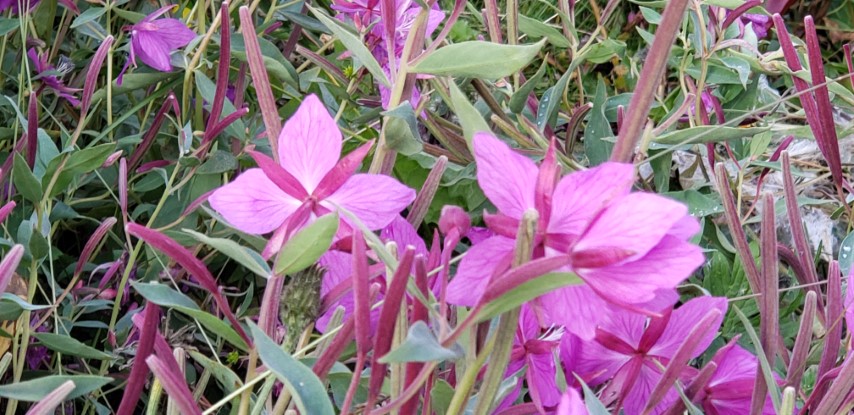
[308,6,390,87]
[196,150,238,174]
[0,375,112,401]
[517,15,570,48]
[42,143,116,197]
[188,350,243,393]
[0,18,20,36]
[536,69,570,131]
[731,306,782,413]
[638,6,662,24]
[92,72,178,102]
[652,126,769,146]
[477,272,582,322]
[448,81,490,149]
[250,323,335,415]
[32,333,114,360]
[575,375,610,415]
[194,72,246,139]
[581,39,626,64]
[28,230,50,260]
[509,57,548,114]
[133,282,248,351]
[382,102,423,156]
[71,7,106,28]
[720,56,750,88]
[379,321,463,363]
[275,213,338,275]
[12,154,43,203]
[664,190,723,217]
[183,229,271,278]
[412,40,545,79]
[583,77,613,165]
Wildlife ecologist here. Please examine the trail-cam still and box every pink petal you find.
[539,284,611,340]
[472,132,538,219]
[622,362,679,415]
[527,352,562,410]
[208,169,302,234]
[133,31,173,71]
[556,388,589,415]
[151,18,196,49]
[709,344,758,389]
[846,273,854,334]
[380,215,427,256]
[548,162,634,238]
[580,236,705,306]
[648,296,727,358]
[277,94,342,192]
[667,214,702,240]
[446,236,515,306]
[321,173,415,230]
[573,193,689,263]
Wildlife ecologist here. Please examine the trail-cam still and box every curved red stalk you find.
[117,304,161,415]
[75,217,118,276]
[128,94,177,171]
[205,2,231,137]
[80,36,114,116]
[126,223,251,346]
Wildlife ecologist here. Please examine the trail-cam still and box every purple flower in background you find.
[574,297,727,415]
[0,0,77,14]
[209,94,415,256]
[333,0,444,109]
[119,5,195,81]
[316,215,427,333]
[28,48,81,106]
[696,341,776,415]
[446,132,704,339]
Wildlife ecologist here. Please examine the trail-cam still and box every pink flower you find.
[316,216,426,332]
[119,5,195,81]
[846,276,853,335]
[446,132,704,338]
[574,297,727,415]
[28,48,81,106]
[504,305,563,413]
[208,94,415,255]
[696,341,776,415]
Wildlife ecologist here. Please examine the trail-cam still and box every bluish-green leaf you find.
[380,321,463,363]
[183,229,270,278]
[12,154,43,203]
[33,333,114,360]
[412,40,545,79]
[449,81,490,149]
[274,213,338,275]
[250,323,335,415]
[0,375,112,401]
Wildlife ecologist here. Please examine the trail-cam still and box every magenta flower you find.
[505,305,563,413]
[121,5,195,78]
[28,48,81,106]
[446,132,704,338]
[316,215,426,332]
[333,0,444,108]
[573,297,727,415]
[696,341,776,415]
[845,278,853,339]
[209,94,415,255]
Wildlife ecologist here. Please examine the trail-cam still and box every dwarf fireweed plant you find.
[3,0,854,414]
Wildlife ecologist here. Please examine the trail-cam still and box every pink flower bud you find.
[438,205,470,236]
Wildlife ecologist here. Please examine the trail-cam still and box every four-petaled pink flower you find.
[696,340,776,415]
[573,297,727,415]
[119,5,195,82]
[446,132,704,339]
[28,48,81,106]
[209,94,415,256]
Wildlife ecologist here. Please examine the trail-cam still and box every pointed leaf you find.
[379,321,463,363]
[183,229,271,278]
[412,40,545,79]
[12,154,43,202]
[0,375,111,401]
[274,213,339,275]
[32,333,114,360]
[250,323,335,415]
